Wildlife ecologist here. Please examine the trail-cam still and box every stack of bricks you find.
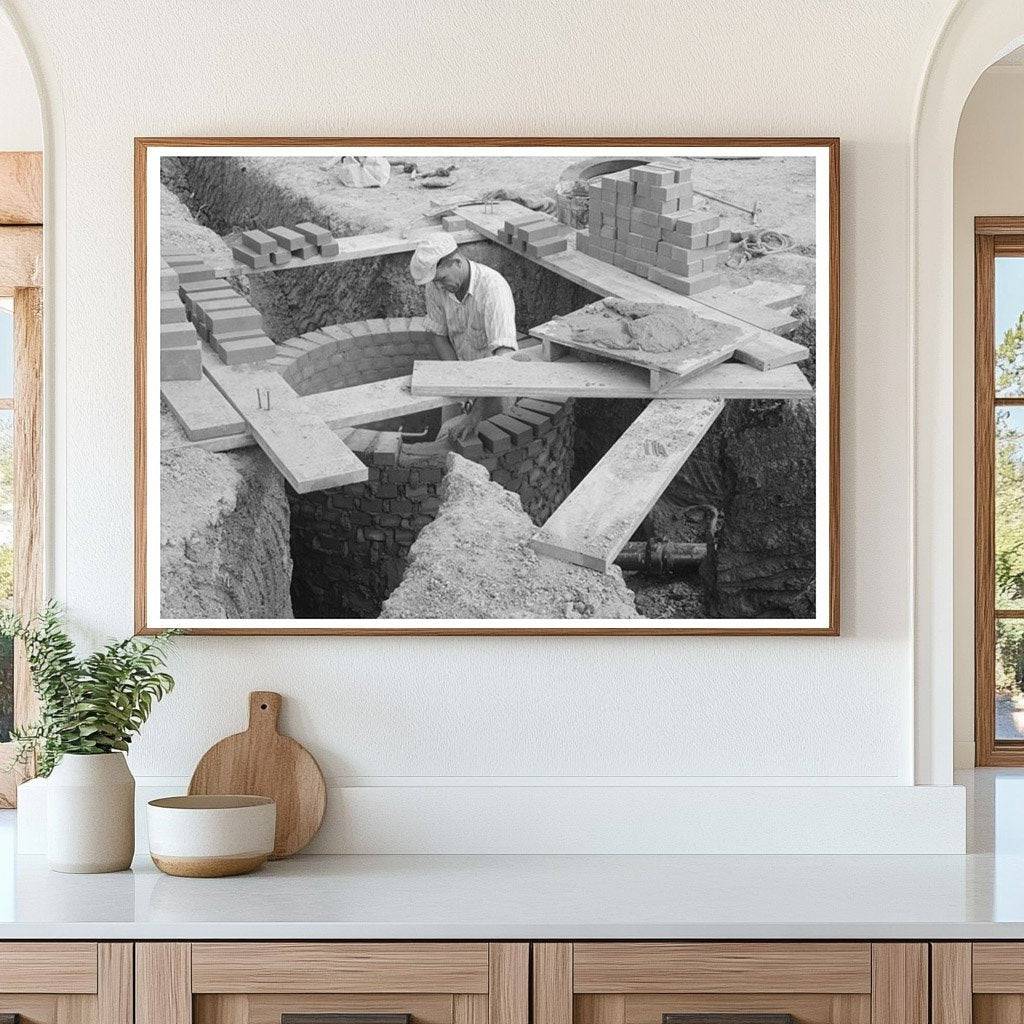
[231,222,340,270]
[498,213,575,258]
[173,265,277,366]
[159,254,207,381]
[576,163,732,296]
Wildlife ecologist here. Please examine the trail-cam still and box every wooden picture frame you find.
[135,137,840,636]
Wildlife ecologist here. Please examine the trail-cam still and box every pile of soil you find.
[380,455,638,620]
[564,298,743,355]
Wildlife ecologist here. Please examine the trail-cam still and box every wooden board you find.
[532,311,807,378]
[531,398,723,571]
[871,945,928,1024]
[136,943,191,1024]
[161,377,247,441]
[189,691,327,859]
[456,202,805,356]
[0,943,98,993]
[410,355,811,401]
[191,942,489,994]
[201,345,367,493]
[209,225,483,278]
[301,374,463,428]
[697,287,800,334]
[0,152,43,225]
[572,942,872,995]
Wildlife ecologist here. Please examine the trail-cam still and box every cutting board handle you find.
[248,691,282,734]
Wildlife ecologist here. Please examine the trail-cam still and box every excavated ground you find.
[159,155,820,621]
[381,455,638,620]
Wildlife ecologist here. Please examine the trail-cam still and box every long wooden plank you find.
[573,942,872,995]
[0,152,43,224]
[531,398,723,571]
[191,942,489,993]
[0,225,42,289]
[457,202,806,356]
[301,373,463,428]
[208,226,483,278]
[490,943,529,1024]
[533,944,572,1024]
[98,943,134,1024]
[410,355,811,400]
[972,943,1024,991]
[201,345,367,493]
[161,376,247,441]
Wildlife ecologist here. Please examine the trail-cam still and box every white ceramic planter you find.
[46,752,135,873]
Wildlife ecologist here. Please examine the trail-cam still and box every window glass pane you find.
[0,304,12,399]
[0,409,11,742]
[996,256,1024,397]
[997,407,1024,610]
[998,619,1024,740]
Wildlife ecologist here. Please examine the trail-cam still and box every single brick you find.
[267,226,307,251]
[630,207,661,227]
[240,229,277,255]
[664,210,719,234]
[648,266,721,296]
[294,243,317,259]
[160,267,179,291]
[526,237,570,257]
[318,240,341,257]
[478,419,514,454]
[630,165,676,188]
[176,264,215,283]
[488,413,533,445]
[269,247,292,265]
[161,299,187,325]
[518,397,563,417]
[213,335,278,365]
[232,246,271,269]
[637,234,659,252]
[632,195,680,215]
[206,305,263,335]
[295,222,333,245]
[707,227,731,247]
[160,343,202,381]
[164,254,204,269]
[161,321,200,349]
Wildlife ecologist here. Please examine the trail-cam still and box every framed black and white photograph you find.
[135,138,839,635]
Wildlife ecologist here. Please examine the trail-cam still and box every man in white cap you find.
[410,234,518,441]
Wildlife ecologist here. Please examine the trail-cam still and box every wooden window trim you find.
[975,217,1024,765]
[0,151,43,807]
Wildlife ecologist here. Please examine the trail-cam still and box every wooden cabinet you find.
[136,943,528,1024]
[0,942,132,1024]
[532,943,928,1024]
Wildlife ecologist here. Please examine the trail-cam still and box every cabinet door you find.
[137,942,528,1024]
[533,943,927,1024]
[937,943,1024,1024]
[0,942,132,1024]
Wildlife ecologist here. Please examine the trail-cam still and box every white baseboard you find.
[17,778,967,856]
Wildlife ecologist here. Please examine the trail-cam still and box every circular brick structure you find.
[271,317,576,618]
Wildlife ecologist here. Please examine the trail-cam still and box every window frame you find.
[975,218,1024,765]
[0,151,43,806]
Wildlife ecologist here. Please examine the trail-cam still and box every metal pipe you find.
[615,541,708,576]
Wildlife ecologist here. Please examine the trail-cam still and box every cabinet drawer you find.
[139,942,528,1024]
[533,943,925,1024]
[0,942,98,993]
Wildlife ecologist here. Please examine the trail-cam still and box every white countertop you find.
[1,769,1021,941]
[1,847,1023,940]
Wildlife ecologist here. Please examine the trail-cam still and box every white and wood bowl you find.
[147,795,276,878]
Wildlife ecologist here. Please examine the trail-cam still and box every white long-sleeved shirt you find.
[423,261,518,361]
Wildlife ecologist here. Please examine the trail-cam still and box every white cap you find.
[410,233,458,285]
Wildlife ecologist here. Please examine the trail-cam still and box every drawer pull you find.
[283,1016,411,1024]
[665,1016,796,1024]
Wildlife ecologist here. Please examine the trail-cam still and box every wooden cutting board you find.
[188,691,326,859]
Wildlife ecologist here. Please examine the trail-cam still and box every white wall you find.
[0,0,976,851]
[952,65,1024,767]
[0,8,40,151]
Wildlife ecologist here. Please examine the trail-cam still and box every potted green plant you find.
[1,603,177,873]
